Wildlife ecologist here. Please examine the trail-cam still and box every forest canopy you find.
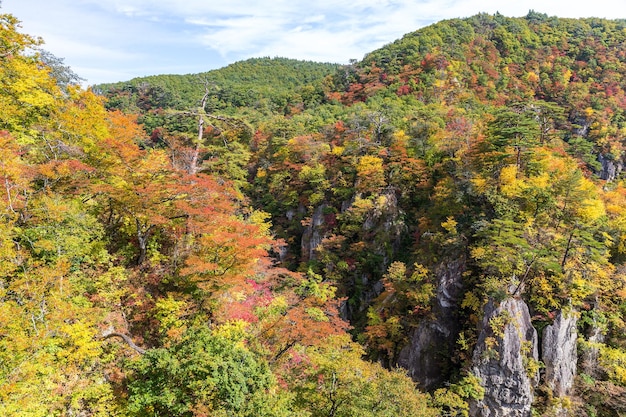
[3,9,626,417]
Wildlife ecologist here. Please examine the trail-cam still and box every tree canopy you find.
[3,8,626,416]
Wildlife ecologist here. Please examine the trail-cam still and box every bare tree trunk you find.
[136,220,154,266]
[561,227,576,268]
[101,330,146,354]
[188,82,212,175]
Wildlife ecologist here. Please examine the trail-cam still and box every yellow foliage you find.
[526,171,550,189]
[499,165,526,196]
[350,195,375,212]
[599,344,626,386]
[299,334,439,416]
[576,197,606,223]
[562,69,572,87]
[528,274,561,314]
[53,88,110,155]
[470,246,487,260]
[441,216,458,234]
[355,155,386,192]
[305,307,330,322]
[264,295,289,317]
[471,176,488,193]
[525,71,540,83]
[461,291,483,313]
[212,320,249,344]
[0,51,59,134]
[247,209,273,237]
[499,164,518,185]
[154,295,188,337]
[392,129,409,143]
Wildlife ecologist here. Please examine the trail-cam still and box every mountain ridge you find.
[3,10,626,416]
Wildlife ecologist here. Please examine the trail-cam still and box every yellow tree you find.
[355,154,386,194]
[0,15,123,414]
[289,334,439,417]
[0,14,59,137]
[0,132,121,415]
[471,146,612,312]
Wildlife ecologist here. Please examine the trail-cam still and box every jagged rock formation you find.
[397,258,465,390]
[598,154,624,182]
[542,311,578,397]
[580,308,606,379]
[301,204,327,262]
[470,298,538,417]
[361,189,405,260]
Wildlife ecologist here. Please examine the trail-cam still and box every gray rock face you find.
[301,204,327,261]
[581,307,606,378]
[398,322,450,390]
[397,258,465,390]
[542,311,577,397]
[599,154,624,182]
[571,115,591,137]
[362,190,404,256]
[470,298,538,417]
[398,320,453,390]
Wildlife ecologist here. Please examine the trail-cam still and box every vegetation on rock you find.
[3,8,626,416]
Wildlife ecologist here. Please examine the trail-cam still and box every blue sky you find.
[4,1,626,86]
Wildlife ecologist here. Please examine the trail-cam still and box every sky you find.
[4,1,626,86]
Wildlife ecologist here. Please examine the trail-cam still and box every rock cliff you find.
[397,258,465,390]
[301,204,327,262]
[542,311,577,397]
[470,298,538,417]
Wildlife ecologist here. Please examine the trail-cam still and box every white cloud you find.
[3,0,626,84]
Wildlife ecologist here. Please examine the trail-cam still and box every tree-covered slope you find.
[0,12,441,417]
[99,12,626,416]
[343,12,626,173]
[95,57,338,115]
[5,8,626,417]
[242,12,626,416]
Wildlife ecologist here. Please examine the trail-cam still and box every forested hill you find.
[4,9,626,417]
[94,57,338,115]
[342,12,626,155]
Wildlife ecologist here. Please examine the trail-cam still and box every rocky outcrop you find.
[301,204,327,262]
[598,154,624,182]
[397,258,465,390]
[542,311,577,397]
[571,116,591,137]
[580,306,606,378]
[362,189,404,261]
[470,298,538,417]
[398,320,454,390]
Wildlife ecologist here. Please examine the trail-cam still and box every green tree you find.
[126,323,294,417]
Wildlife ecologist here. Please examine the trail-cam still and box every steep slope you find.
[247,12,626,417]
[0,12,443,417]
[98,11,626,417]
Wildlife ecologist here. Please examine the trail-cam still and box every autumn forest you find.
[3,9,626,417]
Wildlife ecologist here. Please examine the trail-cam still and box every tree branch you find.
[101,330,146,354]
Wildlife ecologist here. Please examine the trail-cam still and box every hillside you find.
[95,57,338,115]
[3,9,626,417]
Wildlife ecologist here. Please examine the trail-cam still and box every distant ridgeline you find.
[5,8,626,416]
[94,57,339,113]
